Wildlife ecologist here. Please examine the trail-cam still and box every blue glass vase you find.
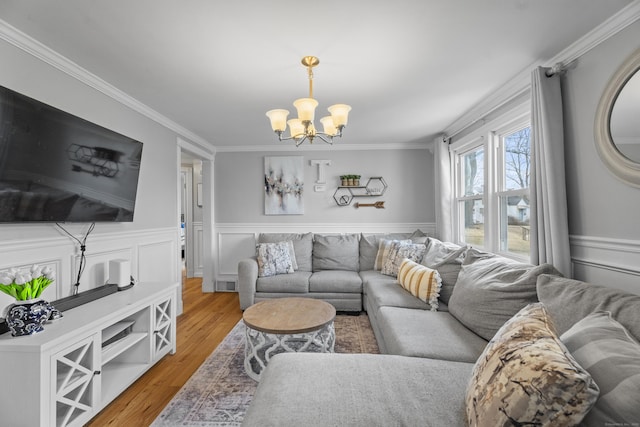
[5,299,51,337]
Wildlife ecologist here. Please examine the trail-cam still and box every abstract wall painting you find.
[264,156,304,215]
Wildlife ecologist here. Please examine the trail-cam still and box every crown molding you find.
[214,141,434,153]
[0,19,214,153]
[443,0,640,139]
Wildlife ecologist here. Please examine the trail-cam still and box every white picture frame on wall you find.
[264,156,304,215]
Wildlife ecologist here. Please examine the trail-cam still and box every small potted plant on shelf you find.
[340,175,348,186]
[0,265,61,336]
[347,175,355,186]
[354,175,361,186]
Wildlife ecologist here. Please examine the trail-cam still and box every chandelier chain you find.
[307,64,314,98]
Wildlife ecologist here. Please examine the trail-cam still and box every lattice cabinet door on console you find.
[153,297,174,362]
[0,281,178,427]
[51,335,100,427]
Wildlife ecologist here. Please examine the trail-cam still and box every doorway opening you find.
[180,151,204,292]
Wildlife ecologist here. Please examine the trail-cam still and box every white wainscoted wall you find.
[570,236,640,294]
[213,147,437,289]
[215,222,436,290]
[0,227,181,315]
[192,221,204,277]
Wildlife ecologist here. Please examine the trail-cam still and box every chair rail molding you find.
[570,234,640,294]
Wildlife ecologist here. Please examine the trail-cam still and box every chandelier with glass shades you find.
[266,56,351,147]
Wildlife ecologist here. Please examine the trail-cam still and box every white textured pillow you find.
[397,258,441,310]
[466,303,599,427]
[255,241,294,277]
[373,239,410,271]
[380,241,426,277]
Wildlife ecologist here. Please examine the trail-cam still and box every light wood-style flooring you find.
[87,276,243,426]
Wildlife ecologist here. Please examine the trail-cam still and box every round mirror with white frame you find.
[594,47,640,188]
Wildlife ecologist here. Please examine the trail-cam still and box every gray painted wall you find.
[215,149,435,225]
[0,38,179,239]
[563,20,640,241]
[0,36,183,310]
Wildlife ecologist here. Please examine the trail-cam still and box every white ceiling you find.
[0,0,633,150]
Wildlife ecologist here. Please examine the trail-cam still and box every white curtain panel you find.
[530,67,571,277]
[434,136,454,242]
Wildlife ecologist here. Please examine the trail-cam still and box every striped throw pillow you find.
[397,258,442,310]
[561,311,640,426]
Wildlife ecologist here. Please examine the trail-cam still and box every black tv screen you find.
[0,85,143,222]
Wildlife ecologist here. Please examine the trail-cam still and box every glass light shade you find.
[266,109,289,132]
[327,104,351,127]
[287,118,305,139]
[293,98,319,122]
[320,116,337,136]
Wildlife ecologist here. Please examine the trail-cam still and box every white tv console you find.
[0,281,178,427]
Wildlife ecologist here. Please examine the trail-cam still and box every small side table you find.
[243,297,336,381]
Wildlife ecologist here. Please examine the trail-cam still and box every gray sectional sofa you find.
[240,233,640,426]
[238,231,429,312]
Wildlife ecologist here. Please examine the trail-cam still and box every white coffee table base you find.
[244,321,335,381]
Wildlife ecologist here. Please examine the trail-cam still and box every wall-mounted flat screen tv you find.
[0,85,143,222]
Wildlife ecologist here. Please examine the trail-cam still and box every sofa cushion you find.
[255,242,294,277]
[243,353,474,427]
[258,232,313,271]
[561,311,640,426]
[312,234,360,272]
[365,276,431,312]
[466,303,599,427]
[380,241,426,277]
[448,248,559,340]
[378,306,488,362]
[359,233,415,271]
[256,271,311,293]
[421,237,468,305]
[537,274,640,339]
[309,270,362,293]
[397,258,441,310]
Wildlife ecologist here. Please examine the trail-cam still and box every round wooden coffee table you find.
[243,297,336,381]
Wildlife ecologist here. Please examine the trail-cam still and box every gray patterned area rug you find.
[151,313,379,426]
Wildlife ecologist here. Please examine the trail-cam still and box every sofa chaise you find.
[240,233,640,426]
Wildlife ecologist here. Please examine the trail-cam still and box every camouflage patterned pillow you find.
[466,303,599,427]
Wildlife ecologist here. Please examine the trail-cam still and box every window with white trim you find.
[452,111,531,260]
